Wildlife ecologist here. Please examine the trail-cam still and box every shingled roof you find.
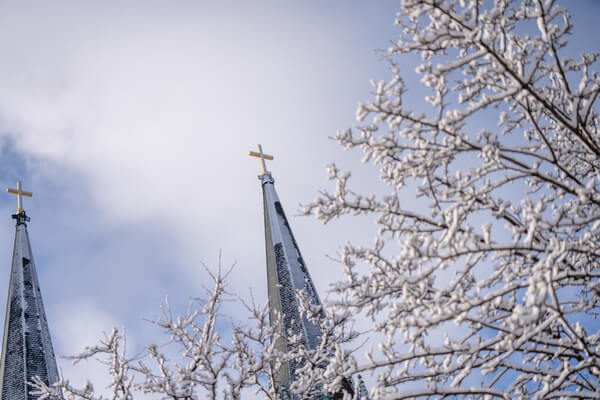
[0,212,59,399]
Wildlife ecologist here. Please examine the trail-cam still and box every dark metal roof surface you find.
[260,174,324,388]
[0,213,59,400]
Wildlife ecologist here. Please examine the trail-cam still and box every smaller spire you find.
[248,144,274,175]
[7,180,32,216]
[1,183,59,399]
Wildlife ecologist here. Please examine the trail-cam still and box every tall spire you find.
[250,146,351,398]
[0,182,59,399]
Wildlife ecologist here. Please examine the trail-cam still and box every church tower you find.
[0,181,59,399]
[249,145,352,399]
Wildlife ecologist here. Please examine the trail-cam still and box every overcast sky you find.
[0,0,598,395]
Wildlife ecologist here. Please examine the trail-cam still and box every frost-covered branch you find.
[304,0,600,398]
[30,260,297,400]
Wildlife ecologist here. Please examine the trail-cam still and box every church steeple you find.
[0,182,59,399]
[250,146,351,398]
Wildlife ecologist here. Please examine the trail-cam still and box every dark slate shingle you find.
[0,213,59,400]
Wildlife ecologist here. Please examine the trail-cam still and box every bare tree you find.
[30,263,288,400]
[30,263,356,400]
[303,0,600,398]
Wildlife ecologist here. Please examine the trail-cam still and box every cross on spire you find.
[7,181,32,215]
[248,144,274,175]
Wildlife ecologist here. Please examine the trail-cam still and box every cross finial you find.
[248,144,274,175]
[7,181,32,215]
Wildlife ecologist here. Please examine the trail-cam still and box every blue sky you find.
[0,0,598,394]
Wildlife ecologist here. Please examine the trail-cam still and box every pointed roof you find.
[0,211,59,399]
[249,146,324,385]
[259,171,325,386]
[250,145,356,398]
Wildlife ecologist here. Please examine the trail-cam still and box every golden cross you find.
[248,144,274,175]
[7,181,32,215]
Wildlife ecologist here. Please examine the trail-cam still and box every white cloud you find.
[0,0,401,393]
[0,0,394,301]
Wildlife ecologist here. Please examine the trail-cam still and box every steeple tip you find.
[259,172,274,184]
[11,211,30,225]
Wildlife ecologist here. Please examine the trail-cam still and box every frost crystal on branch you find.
[29,262,291,400]
[304,0,600,398]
